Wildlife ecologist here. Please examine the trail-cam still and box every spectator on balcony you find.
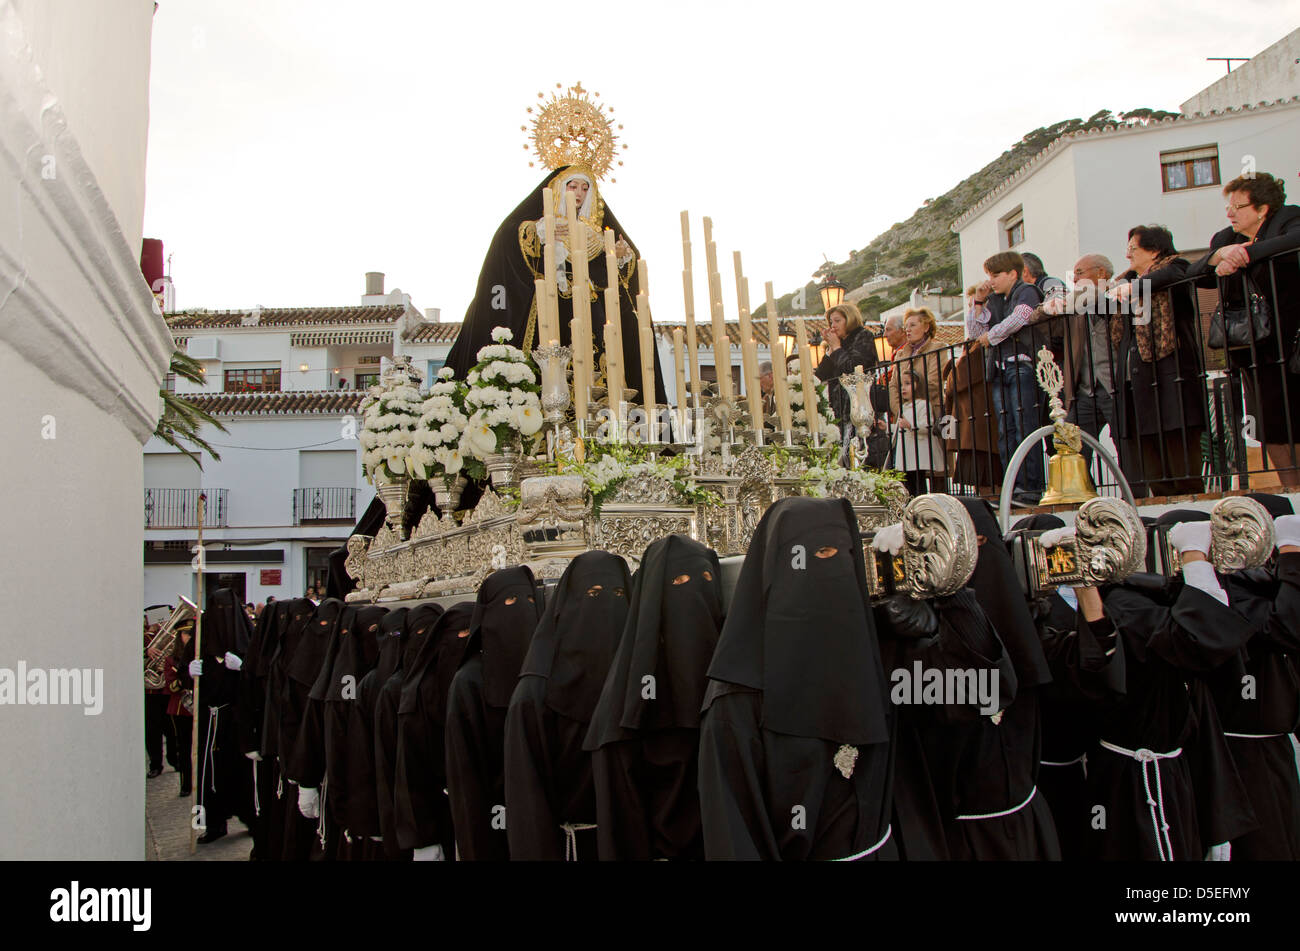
[1191,172,1300,487]
[881,313,907,357]
[815,301,879,432]
[1021,252,1067,305]
[968,252,1045,506]
[1109,225,1206,497]
[892,369,945,497]
[1038,254,1118,470]
[887,307,949,422]
[943,287,1002,496]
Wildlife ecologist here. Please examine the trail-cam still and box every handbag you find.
[1208,275,1272,349]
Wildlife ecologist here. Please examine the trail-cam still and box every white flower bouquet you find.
[786,359,840,442]
[408,368,483,485]
[359,366,424,485]
[459,327,545,462]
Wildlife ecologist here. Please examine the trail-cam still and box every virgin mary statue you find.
[444,163,667,405]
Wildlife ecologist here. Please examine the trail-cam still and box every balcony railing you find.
[829,244,1300,505]
[293,487,357,525]
[143,488,228,528]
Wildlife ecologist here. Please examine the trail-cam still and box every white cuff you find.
[1274,514,1300,549]
[1169,521,1211,556]
[1182,561,1229,607]
[413,844,445,861]
[871,523,905,556]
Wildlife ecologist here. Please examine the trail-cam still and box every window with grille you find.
[999,206,1025,248]
[223,367,281,392]
[1160,145,1220,192]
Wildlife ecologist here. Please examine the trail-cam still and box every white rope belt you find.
[1224,731,1285,739]
[560,822,597,862]
[252,759,259,817]
[831,824,892,861]
[199,705,220,821]
[955,785,1037,821]
[317,778,328,848]
[1041,752,1088,778]
[1099,740,1182,861]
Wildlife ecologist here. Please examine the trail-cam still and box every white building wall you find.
[1181,29,1300,115]
[957,105,1300,288]
[1,0,165,859]
[957,148,1079,290]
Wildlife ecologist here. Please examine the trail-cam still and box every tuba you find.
[144,596,197,690]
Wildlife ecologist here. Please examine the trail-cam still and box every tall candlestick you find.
[681,268,702,408]
[798,342,819,438]
[639,259,649,299]
[567,198,590,425]
[637,293,656,441]
[605,318,623,437]
[672,327,687,440]
[534,278,549,348]
[743,337,764,437]
[705,243,731,402]
[765,281,793,435]
[542,188,558,347]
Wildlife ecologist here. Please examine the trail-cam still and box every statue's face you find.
[566,178,590,208]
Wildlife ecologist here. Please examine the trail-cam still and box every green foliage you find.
[153,349,228,469]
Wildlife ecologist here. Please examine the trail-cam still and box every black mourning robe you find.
[394,603,476,854]
[911,498,1058,861]
[1211,553,1300,859]
[1010,513,1095,861]
[872,590,1012,861]
[443,166,666,406]
[320,605,386,857]
[235,601,286,858]
[504,551,632,861]
[698,497,894,861]
[365,607,414,859]
[445,567,544,861]
[583,535,724,860]
[1081,566,1261,860]
[190,588,255,837]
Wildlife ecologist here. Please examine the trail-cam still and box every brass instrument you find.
[144,596,197,690]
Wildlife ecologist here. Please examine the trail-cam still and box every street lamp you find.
[819,274,847,314]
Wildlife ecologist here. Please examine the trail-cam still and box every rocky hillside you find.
[758,108,1179,321]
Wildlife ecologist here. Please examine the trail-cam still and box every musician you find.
[144,621,175,780]
[165,623,195,797]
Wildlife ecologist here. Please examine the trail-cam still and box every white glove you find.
[298,786,320,819]
[1169,521,1211,556]
[223,651,243,671]
[188,659,202,677]
[1182,560,1229,607]
[1039,526,1076,548]
[871,523,905,556]
[1275,514,1300,550]
[245,751,262,762]
[413,844,446,861]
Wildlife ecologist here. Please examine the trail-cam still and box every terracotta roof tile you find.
[403,321,462,344]
[183,390,367,416]
[166,305,407,330]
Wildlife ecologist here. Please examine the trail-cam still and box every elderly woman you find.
[814,300,880,432]
[1192,172,1300,487]
[1109,225,1206,496]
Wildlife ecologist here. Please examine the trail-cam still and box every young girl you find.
[893,370,944,497]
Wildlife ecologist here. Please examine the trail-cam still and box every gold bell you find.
[1038,447,1097,506]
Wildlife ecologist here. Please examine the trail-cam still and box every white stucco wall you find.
[1181,28,1300,115]
[956,104,1300,288]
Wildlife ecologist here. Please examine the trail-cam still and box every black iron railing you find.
[293,487,356,525]
[143,488,228,528]
[830,244,1300,504]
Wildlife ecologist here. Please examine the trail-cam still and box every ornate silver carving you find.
[1074,497,1147,584]
[518,475,590,560]
[901,493,978,599]
[344,535,371,586]
[1210,496,1276,572]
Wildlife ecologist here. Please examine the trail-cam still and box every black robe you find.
[445,567,544,861]
[698,497,894,861]
[189,588,255,837]
[443,166,666,406]
[361,607,412,859]
[394,603,476,854]
[235,601,286,858]
[583,535,724,860]
[1210,554,1300,859]
[504,551,632,860]
[1080,572,1261,860]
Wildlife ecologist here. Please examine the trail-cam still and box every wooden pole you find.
[765,281,793,435]
[189,492,205,854]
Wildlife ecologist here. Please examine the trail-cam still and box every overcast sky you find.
[142,0,1297,320]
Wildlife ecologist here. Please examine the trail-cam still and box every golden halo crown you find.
[522,81,627,182]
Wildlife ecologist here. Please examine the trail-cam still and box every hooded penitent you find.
[445,566,546,861]
[698,497,894,860]
[583,535,725,859]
